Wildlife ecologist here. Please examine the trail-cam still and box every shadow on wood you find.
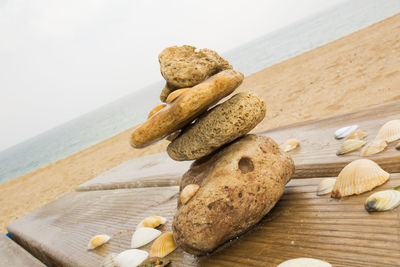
[0,234,45,266]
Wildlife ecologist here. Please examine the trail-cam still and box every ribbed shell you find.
[375,120,400,143]
[336,139,366,155]
[150,232,178,258]
[331,159,390,198]
[360,139,387,157]
[365,190,400,212]
[316,178,336,196]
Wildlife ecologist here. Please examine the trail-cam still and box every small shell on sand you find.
[331,159,390,198]
[281,138,299,152]
[316,178,336,196]
[360,139,387,157]
[150,232,178,258]
[87,234,111,250]
[345,129,368,140]
[336,139,366,155]
[277,258,332,267]
[365,190,400,212]
[375,119,400,143]
[335,125,358,139]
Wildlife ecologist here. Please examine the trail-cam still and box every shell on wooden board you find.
[316,178,336,196]
[150,232,178,258]
[331,159,390,198]
[113,249,149,267]
[277,257,332,267]
[180,184,200,204]
[336,139,366,155]
[365,190,400,212]
[131,227,162,249]
[334,125,358,139]
[281,138,299,152]
[137,216,167,229]
[87,234,111,250]
[375,119,400,143]
[345,129,368,140]
[360,139,387,157]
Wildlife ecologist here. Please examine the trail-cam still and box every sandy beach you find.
[1,14,400,233]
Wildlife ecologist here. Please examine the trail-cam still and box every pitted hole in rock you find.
[238,157,254,174]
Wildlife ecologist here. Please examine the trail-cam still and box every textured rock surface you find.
[160,83,176,102]
[172,134,295,255]
[159,45,232,88]
[167,93,266,160]
[131,70,244,148]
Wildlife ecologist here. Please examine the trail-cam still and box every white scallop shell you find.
[278,258,332,267]
[114,249,148,267]
[87,234,111,250]
[131,227,161,248]
[365,190,400,212]
[331,159,390,198]
[375,119,400,143]
[335,125,358,139]
[317,178,336,196]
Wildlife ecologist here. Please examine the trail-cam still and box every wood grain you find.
[0,235,45,266]
[76,153,192,191]
[8,175,400,266]
[262,100,400,178]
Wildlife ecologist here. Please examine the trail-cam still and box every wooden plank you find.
[7,186,179,267]
[0,234,45,266]
[262,100,400,178]
[8,175,400,266]
[77,153,192,191]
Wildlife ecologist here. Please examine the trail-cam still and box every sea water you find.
[1,0,400,184]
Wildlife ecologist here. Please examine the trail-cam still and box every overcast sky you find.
[0,0,344,151]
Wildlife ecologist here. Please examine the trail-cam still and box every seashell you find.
[87,234,111,250]
[166,88,189,103]
[180,184,200,204]
[360,139,387,157]
[375,119,400,143]
[148,104,167,118]
[277,258,332,267]
[365,190,400,212]
[131,227,162,248]
[114,249,149,267]
[137,216,167,229]
[137,257,171,267]
[331,159,390,198]
[101,253,117,267]
[150,232,178,258]
[395,142,400,150]
[281,138,299,152]
[336,139,366,155]
[316,178,336,196]
[345,129,368,140]
[334,125,358,139]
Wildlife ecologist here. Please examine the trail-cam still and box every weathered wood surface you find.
[0,234,45,266]
[8,175,400,266]
[262,100,400,178]
[77,153,192,191]
[77,101,400,193]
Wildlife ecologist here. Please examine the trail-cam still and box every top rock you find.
[159,45,232,88]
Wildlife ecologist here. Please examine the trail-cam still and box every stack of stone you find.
[130,45,266,161]
[130,45,294,256]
